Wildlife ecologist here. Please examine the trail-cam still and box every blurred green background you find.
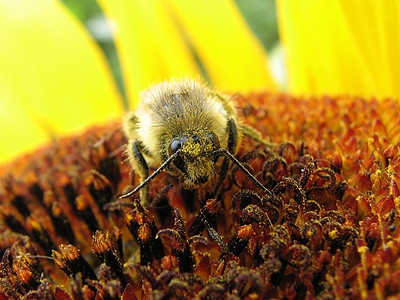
[61,0,280,98]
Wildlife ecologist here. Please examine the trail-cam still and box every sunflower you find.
[1,1,400,299]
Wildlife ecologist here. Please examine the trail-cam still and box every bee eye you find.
[168,138,186,172]
[173,155,185,172]
[169,139,182,155]
[208,132,220,150]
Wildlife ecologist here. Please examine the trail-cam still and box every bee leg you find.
[213,118,238,196]
[130,141,150,203]
[239,123,276,149]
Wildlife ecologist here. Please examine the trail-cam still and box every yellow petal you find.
[0,78,49,163]
[276,0,400,99]
[339,1,400,99]
[167,0,277,93]
[0,0,123,144]
[97,0,201,108]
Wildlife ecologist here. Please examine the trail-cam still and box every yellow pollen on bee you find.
[182,140,213,157]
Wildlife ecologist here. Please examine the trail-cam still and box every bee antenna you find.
[213,148,275,227]
[120,149,182,199]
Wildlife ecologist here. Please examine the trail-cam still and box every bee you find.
[121,78,274,205]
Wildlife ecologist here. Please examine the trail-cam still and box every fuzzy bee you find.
[121,78,273,204]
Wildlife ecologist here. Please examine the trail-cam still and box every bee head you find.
[168,131,220,188]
